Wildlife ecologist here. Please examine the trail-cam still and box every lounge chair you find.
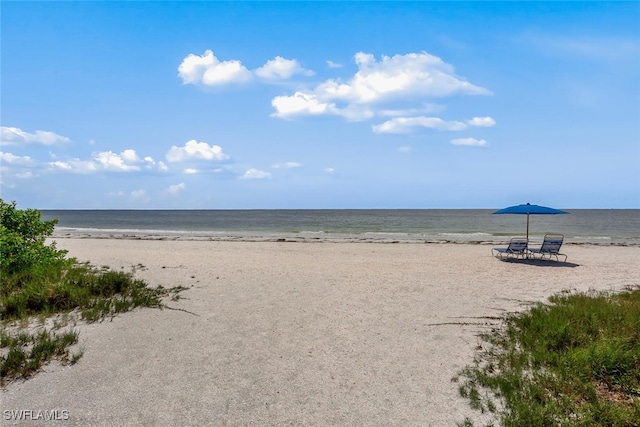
[492,238,529,260]
[529,234,567,262]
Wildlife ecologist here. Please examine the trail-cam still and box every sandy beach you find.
[2,239,639,426]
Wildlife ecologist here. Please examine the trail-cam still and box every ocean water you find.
[41,209,640,245]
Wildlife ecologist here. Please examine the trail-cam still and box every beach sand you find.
[2,239,639,426]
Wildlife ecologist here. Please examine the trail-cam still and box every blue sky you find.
[1,1,639,209]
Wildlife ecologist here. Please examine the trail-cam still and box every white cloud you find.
[46,149,160,174]
[167,183,186,194]
[372,116,468,134]
[272,51,490,120]
[176,50,493,138]
[271,91,340,118]
[324,167,335,174]
[272,161,302,169]
[177,50,493,140]
[271,92,375,121]
[467,116,496,127]
[179,51,314,87]
[1,126,70,146]
[0,152,37,184]
[255,56,314,80]
[95,150,141,171]
[178,50,252,86]
[240,168,271,179]
[48,161,73,172]
[120,149,140,163]
[450,137,487,147]
[397,146,412,153]
[0,152,34,166]
[166,140,228,163]
[48,159,99,174]
[184,168,199,174]
[142,156,161,170]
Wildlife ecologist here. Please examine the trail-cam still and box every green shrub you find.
[0,200,187,383]
[1,199,69,277]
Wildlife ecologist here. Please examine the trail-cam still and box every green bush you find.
[1,200,188,383]
[1,199,69,276]
[457,287,640,426]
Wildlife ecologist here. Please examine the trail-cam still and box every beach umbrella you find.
[493,203,568,241]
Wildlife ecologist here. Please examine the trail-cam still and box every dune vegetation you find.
[0,199,185,384]
[456,286,640,426]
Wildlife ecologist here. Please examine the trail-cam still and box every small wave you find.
[363,232,412,236]
[438,232,493,237]
[56,226,185,235]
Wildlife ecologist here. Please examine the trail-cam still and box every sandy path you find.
[2,240,638,426]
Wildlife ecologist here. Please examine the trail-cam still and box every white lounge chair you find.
[492,238,529,260]
[529,234,567,262]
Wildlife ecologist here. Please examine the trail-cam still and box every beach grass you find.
[1,199,186,384]
[1,262,187,322]
[1,328,81,382]
[455,287,640,426]
[1,262,187,384]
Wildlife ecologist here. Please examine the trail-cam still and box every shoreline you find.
[3,239,639,426]
[43,208,640,247]
[50,232,640,247]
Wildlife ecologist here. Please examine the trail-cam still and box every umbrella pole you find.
[526,213,530,241]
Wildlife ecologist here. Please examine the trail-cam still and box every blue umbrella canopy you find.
[493,203,569,240]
